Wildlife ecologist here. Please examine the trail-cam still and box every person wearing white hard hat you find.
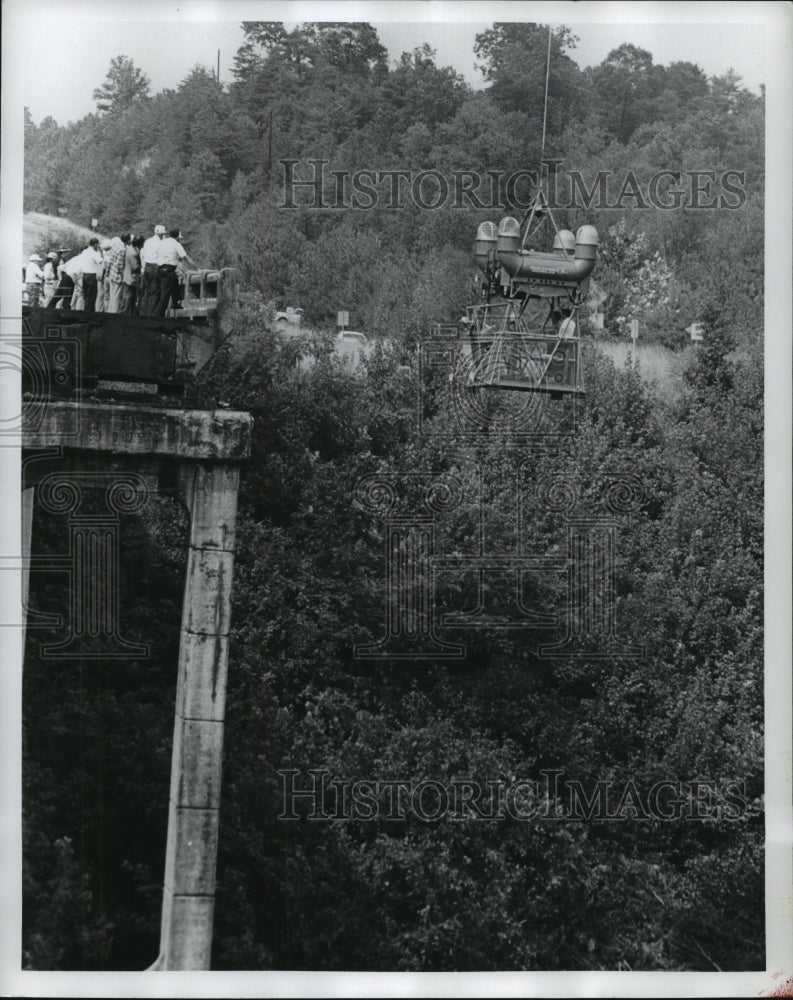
[154,227,199,316]
[140,224,166,315]
[25,254,45,307]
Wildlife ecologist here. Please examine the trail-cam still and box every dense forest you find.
[22,22,764,971]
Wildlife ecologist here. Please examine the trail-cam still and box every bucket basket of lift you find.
[459,302,585,397]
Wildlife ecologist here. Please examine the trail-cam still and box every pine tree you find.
[93,56,150,114]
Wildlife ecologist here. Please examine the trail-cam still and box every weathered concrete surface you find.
[157,461,241,970]
[181,549,236,635]
[178,463,241,549]
[22,400,249,971]
[156,895,215,971]
[163,807,220,893]
[175,633,229,721]
[22,402,251,461]
[169,718,225,809]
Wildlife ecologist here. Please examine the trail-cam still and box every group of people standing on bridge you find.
[25,224,198,318]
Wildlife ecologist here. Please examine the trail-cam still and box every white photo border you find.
[1,1,790,996]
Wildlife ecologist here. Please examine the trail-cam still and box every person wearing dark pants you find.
[139,225,166,315]
[51,250,82,309]
[78,238,103,312]
[153,229,198,317]
[140,263,158,314]
[123,236,143,314]
[82,272,98,312]
[50,272,74,309]
[154,264,179,317]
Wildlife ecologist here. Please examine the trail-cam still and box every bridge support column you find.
[23,402,252,972]
[156,462,241,970]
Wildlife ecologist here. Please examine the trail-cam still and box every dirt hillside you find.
[23,212,109,257]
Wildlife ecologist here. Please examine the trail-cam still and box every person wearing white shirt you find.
[42,252,59,306]
[78,239,103,312]
[154,228,198,316]
[550,307,577,340]
[66,252,85,310]
[56,247,71,281]
[25,254,45,306]
[50,250,83,310]
[139,225,166,315]
[558,315,577,339]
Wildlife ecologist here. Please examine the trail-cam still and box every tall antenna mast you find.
[521,26,560,246]
[540,25,552,168]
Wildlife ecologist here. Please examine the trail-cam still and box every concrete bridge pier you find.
[154,462,240,970]
[22,401,252,972]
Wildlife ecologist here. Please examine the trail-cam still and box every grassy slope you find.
[23,212,109,257]
[593,339,694,402]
